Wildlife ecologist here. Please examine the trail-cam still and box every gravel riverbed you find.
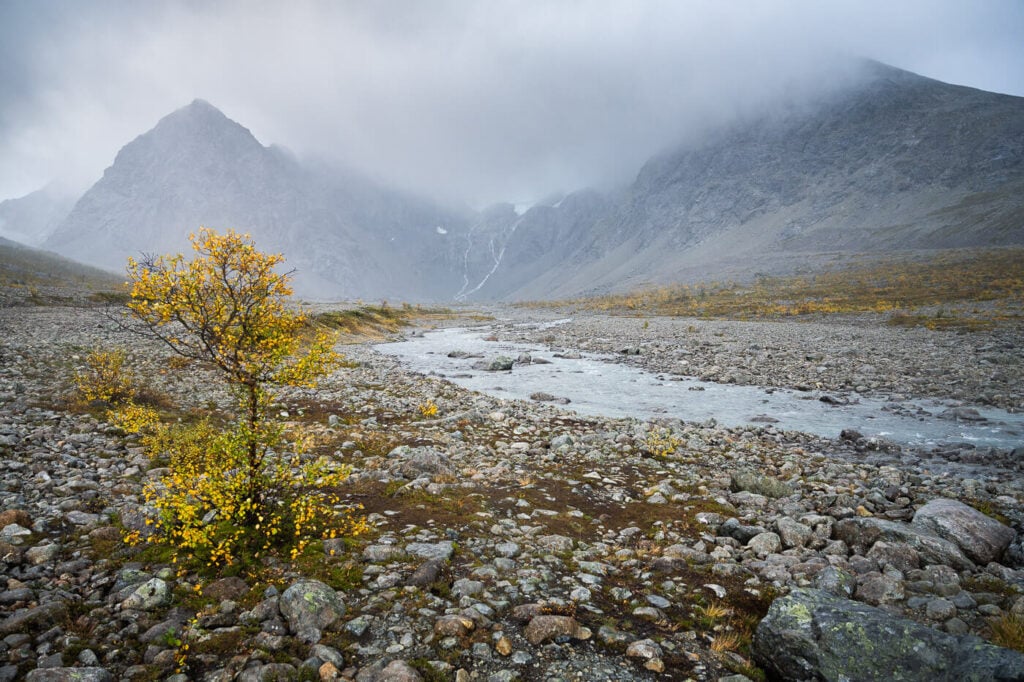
[0,305,1022,681]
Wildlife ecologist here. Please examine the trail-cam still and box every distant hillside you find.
[0,185,76,247]
[0,238,123,307]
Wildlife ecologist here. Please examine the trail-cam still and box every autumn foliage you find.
[123,228,365,567]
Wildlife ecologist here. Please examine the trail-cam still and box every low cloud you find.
[1,0,1022,205]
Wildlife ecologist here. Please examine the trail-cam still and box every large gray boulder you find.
[280,580,347,643]
[834,517,974,570]
[753,588,1024,681]
[912,498,1016,565]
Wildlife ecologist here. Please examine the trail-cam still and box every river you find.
[377,324,1024,450]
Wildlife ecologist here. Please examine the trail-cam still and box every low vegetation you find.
[528,248,1024,330]
[312,303,456,341]
[0,239,123,307]
[990,613,1024,654]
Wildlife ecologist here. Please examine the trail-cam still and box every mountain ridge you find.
[44,99,475,299]
[480,61,1024,299]
[30,60,1024,301]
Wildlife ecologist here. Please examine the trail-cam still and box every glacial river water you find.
[377,324,1024,450]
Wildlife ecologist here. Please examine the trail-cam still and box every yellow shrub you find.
[418,400,439,418]
[139,420,367,568]
[644,427,683,459]
[75,348,135,404]
[121,229,364,570]
[108,402,160,434]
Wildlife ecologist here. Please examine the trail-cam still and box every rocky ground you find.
[0,304,1022,682]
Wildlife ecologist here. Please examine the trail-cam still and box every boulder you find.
[477,356,513,371]
[202,576,249,601]
[120,578,172,611]
[911,498,1015,565]
[753,588,1024,681]
[730,471,792,499]
[405,541,455,561]
[523,615,592,645]
[0,600,69,634]
[776,517,813,548]
[389,446,452,479]
[280,580,346,643]
[834,517,973,570]
[748,532,783,557]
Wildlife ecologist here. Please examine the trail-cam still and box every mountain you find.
[41,61,1024,301]
[44,100,473,299]
[0,184,76,247]
[474,61,1024,299]
[467,62,1024,298]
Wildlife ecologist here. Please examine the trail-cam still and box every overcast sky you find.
[2,0,1023,206]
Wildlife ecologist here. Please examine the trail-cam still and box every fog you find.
[2,0,1023,206]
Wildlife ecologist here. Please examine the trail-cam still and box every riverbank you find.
[497,308,1024,411]
[0,304,1022,681]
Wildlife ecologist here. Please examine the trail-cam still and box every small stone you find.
[814,567,856,598]
[0,524,31,542]
[452,578,484,598]
[855,573,905,606]
[203,576,249,601]
[570,587,591,602]
[704,583,727,599]
[646,594,671,609]
[926,598,957,621]
[626,638,663,661]
[495,542,521,558]
[944,617,970,635]
[344,615,370,637]
[319,661,340,680]
[536,535,574,552]
[495,636,513,656]
[776,517,812,549]
[644,658,666,673]
[65,511,101,526]
[434,615,475,637]
[376,659,423,682]
[912,498,1016,565]
[24,543,60,565]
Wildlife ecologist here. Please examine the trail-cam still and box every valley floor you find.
[0,304,1022,681]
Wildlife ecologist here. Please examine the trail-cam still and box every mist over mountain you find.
[0,185,75,247]
[480,61,1024,299]
[44,100,474,299]
[35,60,1024,301]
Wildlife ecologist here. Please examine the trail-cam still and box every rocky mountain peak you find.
[108,99,264,173]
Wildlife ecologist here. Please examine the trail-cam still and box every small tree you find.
[125,228,362,566]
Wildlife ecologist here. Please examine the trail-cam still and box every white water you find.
[377,326,1024,450]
